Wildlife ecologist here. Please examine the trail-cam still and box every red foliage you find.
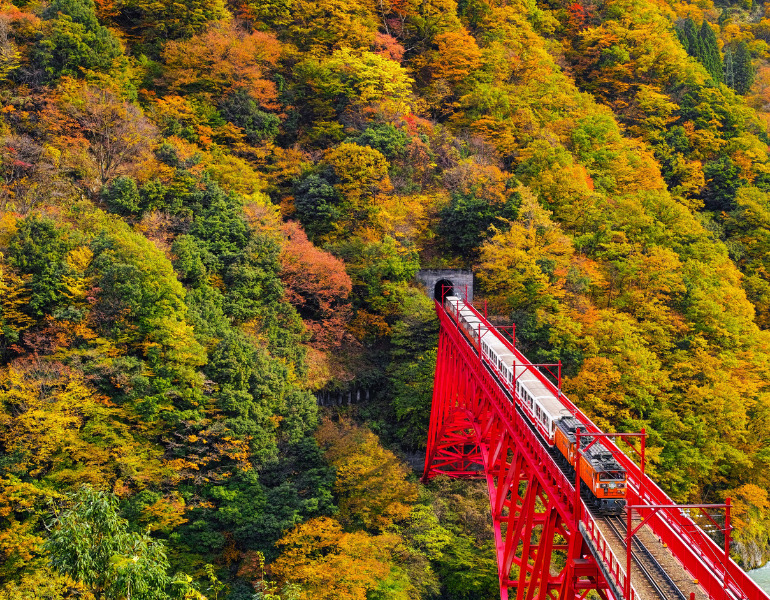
[280,222,352,350]
[567,2,588,30]
[373,32,405,63]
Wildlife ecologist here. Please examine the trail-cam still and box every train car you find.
[513,366,571,444]
[441,295,627,514]
[481,336,515,382]
[445,295,486,345]
[555,417,627,514]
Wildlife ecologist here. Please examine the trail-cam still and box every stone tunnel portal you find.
[415,269,474,302]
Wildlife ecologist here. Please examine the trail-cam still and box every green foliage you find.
[703,156,744,211]
[117,0,228,54]
[7,217,72,318]
[698,20,723,84]
[677,17,701,57]
[330,236,419,315]
[386,291,438,450]
[35,0,122,80]
[293,171,342,239]
[733,41,755,95]
[439,190,520,255]
[219,90,280,144]
[46,486,177,600]
[101,176,141,216]
[676,16,726,84]
[353,125,409,161]
[91,222,206,384]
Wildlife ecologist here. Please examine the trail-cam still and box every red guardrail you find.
[448,297,767,600]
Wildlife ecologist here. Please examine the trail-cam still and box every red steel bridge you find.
[423,292,770,600]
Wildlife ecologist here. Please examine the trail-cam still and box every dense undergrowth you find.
[2,0,770,597]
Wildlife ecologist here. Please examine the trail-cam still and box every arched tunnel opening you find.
[435,279,454,302]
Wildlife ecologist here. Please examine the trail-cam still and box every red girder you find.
[424,300,770,600]
[424,306,606,600]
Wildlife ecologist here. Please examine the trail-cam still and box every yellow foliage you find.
[563,357,630,431]
[62,246,94,307]
[374,192,443,251]
[315,418,417,531]
[0,212,17,246]
[140,491,188,533]
[477,186,574,313]
[272,516,399,600]
[724,484,770,569]
[0,259,33,334]
[0,364,167,489]
[0,476,57,580]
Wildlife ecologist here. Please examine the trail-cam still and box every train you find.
[444,295,627,515]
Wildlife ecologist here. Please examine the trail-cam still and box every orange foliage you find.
[162,20,281,108]
[430,29,482,83]
[373,32,405,63]
[271,516,397,600]
[315,418,417,531]
[562,357,629,431]
[280,221,352,350]
[347,308,391,340]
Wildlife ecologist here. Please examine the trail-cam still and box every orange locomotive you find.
[554,417,627,514]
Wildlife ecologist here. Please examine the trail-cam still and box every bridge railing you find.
[443,296,768,600]
[441,298,638,600]
[582,509,639,600]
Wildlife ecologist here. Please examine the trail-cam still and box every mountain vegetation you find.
[2,0,770,597]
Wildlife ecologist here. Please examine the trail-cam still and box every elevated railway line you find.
[423,290,768,600]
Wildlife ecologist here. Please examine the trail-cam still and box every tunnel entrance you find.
[416,269,473,302]
[435,279,454,302]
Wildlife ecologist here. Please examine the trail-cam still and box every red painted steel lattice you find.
[423,299,770,600]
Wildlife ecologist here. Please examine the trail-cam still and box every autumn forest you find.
[1,0,770,597]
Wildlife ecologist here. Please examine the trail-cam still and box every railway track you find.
[599,511,688,600]
[464,316,693,600]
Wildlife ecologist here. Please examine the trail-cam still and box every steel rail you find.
[603,514,687,600]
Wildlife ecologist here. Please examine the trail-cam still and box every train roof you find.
[555,416,591,445]
[585,443,625,473]
[512,366,570,416]
[513,365,551,393]
[459,310,482,320]
[556,417,626,473]
[483,335,513,352]
[537,393,572,416]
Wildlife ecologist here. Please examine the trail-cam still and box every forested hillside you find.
[2,0,770,597]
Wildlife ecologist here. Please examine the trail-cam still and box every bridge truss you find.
[423,298,768,600]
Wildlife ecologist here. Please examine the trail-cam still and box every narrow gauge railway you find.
[444,294,628,514]
[444,293,691,600]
